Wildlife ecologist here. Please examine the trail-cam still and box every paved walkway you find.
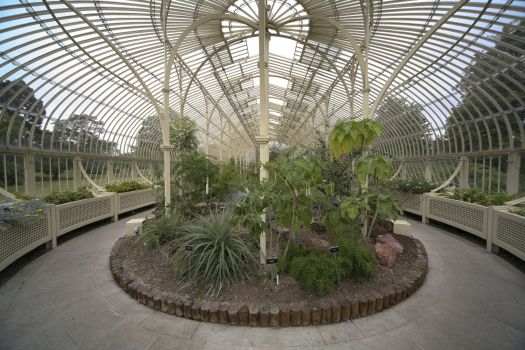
[1,211,524,350]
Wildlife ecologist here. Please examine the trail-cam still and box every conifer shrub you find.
[290,254,338,296]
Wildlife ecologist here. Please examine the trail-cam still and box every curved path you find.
[1,211,524,350]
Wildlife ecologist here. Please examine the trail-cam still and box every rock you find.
[375,233,404,267]
[298,230,330,249]
[306,236,330,249]
[376,234,403,254]
[375,243,397,267]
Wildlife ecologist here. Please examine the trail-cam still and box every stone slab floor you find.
[1,210,524,350]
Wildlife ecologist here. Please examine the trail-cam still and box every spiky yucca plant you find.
[173,211,258,294]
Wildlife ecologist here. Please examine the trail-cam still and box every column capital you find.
[255,135,269,145]
[160,145,175,151]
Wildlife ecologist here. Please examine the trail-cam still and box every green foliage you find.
[290,254,338,296]
[137,213,188,250]
[0,199,46,231]
[14,192,33,200]
[370,193,403,222]
[277,240,321,274]
[234,154,331,250]
[333,237,378,281]
[173,211,258,293]
[443,19,524,152]
[44,187,93,205]
[448,188,520,206]
[232,191,266,239]
[169,117,199,155]
[329,119,382,160]
[356,155,392,186]
[171,153,218,215]
[339,196,370,221]
[338,191,402,234]
[510,205,525,217]
[0,79,45,148]
[213,161,244,201]
[280,238,377,296]
[264,155,329,234]
[53,114,118,155]
[106,181,150,193]
[389,178,436,194]
[327,120,399,240]
[303,137,355,197]
[324,207,350,236]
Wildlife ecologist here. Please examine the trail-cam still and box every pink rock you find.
[375,243,397,267]
[376,234,403,254]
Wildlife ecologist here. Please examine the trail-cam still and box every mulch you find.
[116,232,418,304]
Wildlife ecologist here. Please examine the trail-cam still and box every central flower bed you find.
[110,231,428,327]
[109,118,430,326]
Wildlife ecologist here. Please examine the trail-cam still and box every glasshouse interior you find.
[0,0,524,349]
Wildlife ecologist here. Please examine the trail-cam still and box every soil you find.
[117,230,418,305]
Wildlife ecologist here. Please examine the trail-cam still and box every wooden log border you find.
[110,237,429,327]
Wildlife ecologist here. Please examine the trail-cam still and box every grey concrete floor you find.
[1,210,524,350]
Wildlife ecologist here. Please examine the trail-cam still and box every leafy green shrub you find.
[390,178,436,194]
[137,213,188,250]
[448,188,520,206]
[290,254,338,296]
[173,211,258,293]
[106,181,150,193]
[44,187,93,205]
[0,199,46,231]
[334,238,377,280]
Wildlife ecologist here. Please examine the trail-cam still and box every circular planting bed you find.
[110,233,428,327]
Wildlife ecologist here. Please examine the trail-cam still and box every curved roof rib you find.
[0,0,522,161]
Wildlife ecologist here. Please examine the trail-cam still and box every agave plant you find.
[173,210,258,295]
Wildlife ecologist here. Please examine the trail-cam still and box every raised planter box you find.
[55,194,115,237]
[489,206,525,261]
[425,194,489,239]
[0,206,53,272]
[392,191,424,216]
[116,188,156,215]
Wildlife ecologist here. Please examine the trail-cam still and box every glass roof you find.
[0,0,523,160]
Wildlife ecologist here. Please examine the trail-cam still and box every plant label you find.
[329,246,340,254]
[266,257,278,265]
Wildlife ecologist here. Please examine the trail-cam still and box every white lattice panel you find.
[57,196,114,236]
[493,209,525,261]
[427,196,487,238]
[117,189,156,214]
[394,192,423,215]
[0,211,51,272]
